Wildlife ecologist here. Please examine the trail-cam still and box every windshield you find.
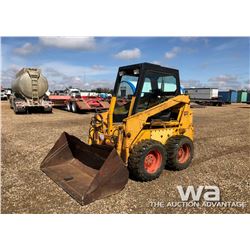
[136,71,177,112]
[113,68,178,122]
[117,75,138,99]
[113,73,139,122]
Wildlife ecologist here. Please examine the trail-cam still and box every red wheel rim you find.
[144,149,162,174]
[177,144,190,163]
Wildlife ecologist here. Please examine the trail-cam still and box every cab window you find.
[136,71,178,112]
[113,74,139,122]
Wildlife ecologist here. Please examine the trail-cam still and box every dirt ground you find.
[1,101,250,213]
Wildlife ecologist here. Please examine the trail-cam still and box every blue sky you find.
[1,37,249,90]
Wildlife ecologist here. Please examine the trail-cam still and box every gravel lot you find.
[1,101,250,213]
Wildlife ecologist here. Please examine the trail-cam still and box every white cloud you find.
[208,74,238,83]
[39,37,96,50]
[39,62,115,90]
[1,62,114,90]
[245,80,250,89]
[1,65,22,86]
[43,67,66,78]
[151,60,161,65]
[114,48,141,60]
[90,80,114,89]
[13,43,39,56]
[41,62,111,77]
[180,37,209,46]
[182,75,249,90]
[165,47,181,59]
[53,75,113,90]
[181,79,202,88]
[180,37,197,42]
[208,74,248,90]
[91,65,107,71]
[213,39,239,51]
[12,37,96,57]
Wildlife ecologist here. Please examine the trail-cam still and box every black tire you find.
[128,140,166,181]
[14,106,26,114]
[45,107,53,113]
[14,108,19,114]
[71,102,78,113]
[13,105,20,114]
[66,102,71,112]
[165,135,194,171]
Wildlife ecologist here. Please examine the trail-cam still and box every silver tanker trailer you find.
[9,68,53,114]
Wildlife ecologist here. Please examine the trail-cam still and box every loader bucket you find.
[41,132,129,205]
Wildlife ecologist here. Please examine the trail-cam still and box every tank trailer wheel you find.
[45,107,53,113]
[128,140,166,181]
[165,135,194,171]
[14,106,19,114]
[14,105,26,114]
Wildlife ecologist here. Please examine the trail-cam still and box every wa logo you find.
[177,186,220,201]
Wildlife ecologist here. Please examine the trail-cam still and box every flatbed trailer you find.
[49,95,70,108]
[49,95,110,112]
[191,98,223,106]
[65,96,110,113]
[185,88,223,106]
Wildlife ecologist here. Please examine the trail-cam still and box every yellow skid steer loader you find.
[41,63,194,205]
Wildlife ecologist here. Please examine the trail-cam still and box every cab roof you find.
[118,62,179,75]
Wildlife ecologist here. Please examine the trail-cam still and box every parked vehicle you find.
[48,90,70,108]
[247,91,250,104]
[185,88,222,106]
[49,88,110,112]
[9,68,53,114]
[1,90,8,100]
[6,89,12,99]
[218,90,237,104]
[237,90,248,103]
[65,96,110,113]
